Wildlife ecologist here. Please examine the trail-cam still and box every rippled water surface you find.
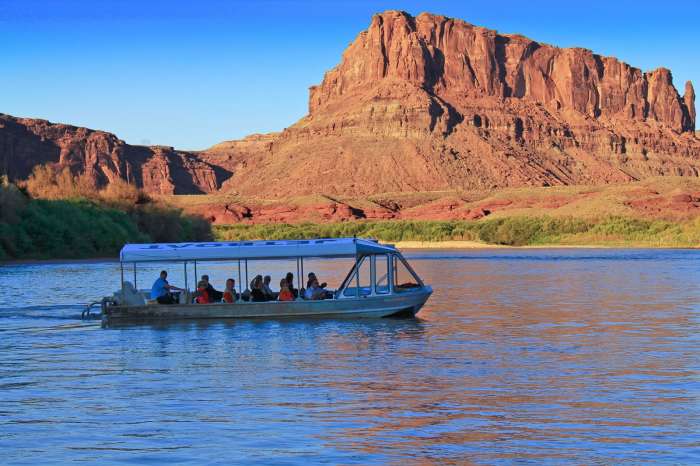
[1,249,700,464]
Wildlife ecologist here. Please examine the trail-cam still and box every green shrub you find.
[0,187,213,259]
[213,216,698,248]
[0,176,28,223]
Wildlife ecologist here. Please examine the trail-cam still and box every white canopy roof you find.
[119,238,397,263]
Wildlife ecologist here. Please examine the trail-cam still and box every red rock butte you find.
[1,10,698,197]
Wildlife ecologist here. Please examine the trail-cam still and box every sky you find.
[1,0,698,149]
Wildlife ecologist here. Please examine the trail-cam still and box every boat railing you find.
[83,297,116,319]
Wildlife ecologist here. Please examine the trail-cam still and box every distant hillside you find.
[0,114,231,195]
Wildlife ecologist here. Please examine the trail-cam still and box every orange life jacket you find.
[196,287,210,304]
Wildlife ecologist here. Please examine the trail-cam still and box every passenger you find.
[223,278,238,303]
[246,274,259,300]
[307,272,331,299]
[150,270,184,305]
[262,275,276,300]
[201,274,223,302]
[307,272,327,290]
[195,280,210,304]
[285,272,299,299]
[304,278,327,300]
[250,275,267,302]
[278,278,294,301]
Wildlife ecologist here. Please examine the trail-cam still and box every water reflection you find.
[1,249,699,463]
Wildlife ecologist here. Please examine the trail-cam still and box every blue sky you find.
[1,0,698,149]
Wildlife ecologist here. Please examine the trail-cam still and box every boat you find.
[95,237,432,325]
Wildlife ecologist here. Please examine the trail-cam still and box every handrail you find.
[82,297,115,319]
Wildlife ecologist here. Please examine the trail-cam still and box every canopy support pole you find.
[355,255,360,297]
[296,258,300,290]
[238,260,242,297]
[300,258,304,290]
[120,262,124,291]
[388,255,394,294]
[194,261,198,287]
[184,262,188,291]
[245,260,249,289]
[133,263,137,289]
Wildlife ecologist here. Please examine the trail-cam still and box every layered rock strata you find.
[207,10,699,197]
[0,114,229,194]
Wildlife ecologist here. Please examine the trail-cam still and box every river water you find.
[1,249,699,464]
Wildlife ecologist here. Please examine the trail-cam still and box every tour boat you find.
[94,238,432,325]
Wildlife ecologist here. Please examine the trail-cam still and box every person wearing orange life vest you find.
[278,278,294,301]
[195,280,210,304]
[223,278,239,303]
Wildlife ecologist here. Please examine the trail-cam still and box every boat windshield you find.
[393,254,423,292]
[338,253,424,297]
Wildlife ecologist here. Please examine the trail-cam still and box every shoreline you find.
[393,240,697,249]
[3,243,698,265]
[0,257,118,266]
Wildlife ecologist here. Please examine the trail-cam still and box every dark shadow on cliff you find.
[0,115,61,180]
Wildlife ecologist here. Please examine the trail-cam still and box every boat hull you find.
[102,287,432,324]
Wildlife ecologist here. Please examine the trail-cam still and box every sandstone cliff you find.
[207,10,699,197]
[0,114,230,194]
[1,10,698,199]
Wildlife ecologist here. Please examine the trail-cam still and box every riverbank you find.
[3,241,698,265]
[394,241,699,249]
[0,177,213,261]
[213,217,700,248]
[393,241,608,249]
[3,238,698,266]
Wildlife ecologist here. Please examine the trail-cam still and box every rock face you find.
[207,10,700,197]
[1,10,698,200]
[685,81,696,132]
[181,180,700,224]
[308,14,695,131]
[0,114,230,194]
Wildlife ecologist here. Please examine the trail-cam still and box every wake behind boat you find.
[92,238,432,325]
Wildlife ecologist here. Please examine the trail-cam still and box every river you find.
[1,249,699,464]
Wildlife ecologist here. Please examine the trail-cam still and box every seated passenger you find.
[223,278,238,303]
[278,278,294,301]
[307,272,332,299]
[250,276,267,302]
[285,272,299,299]
[150,270,184,305]
[262,275,276,300]
[307,272,327,290]
[201,274,223,302]
[304,278,327,300]
[195,280,211,304]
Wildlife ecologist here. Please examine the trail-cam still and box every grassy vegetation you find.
[4,165,700,260]
[214,216,700,248]
[0,171,212,260]
[0,198,148,260]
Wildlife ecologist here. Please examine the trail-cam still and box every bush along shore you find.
[0,170,212,260]
[4,165,700,261]
[214,217,700,248]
